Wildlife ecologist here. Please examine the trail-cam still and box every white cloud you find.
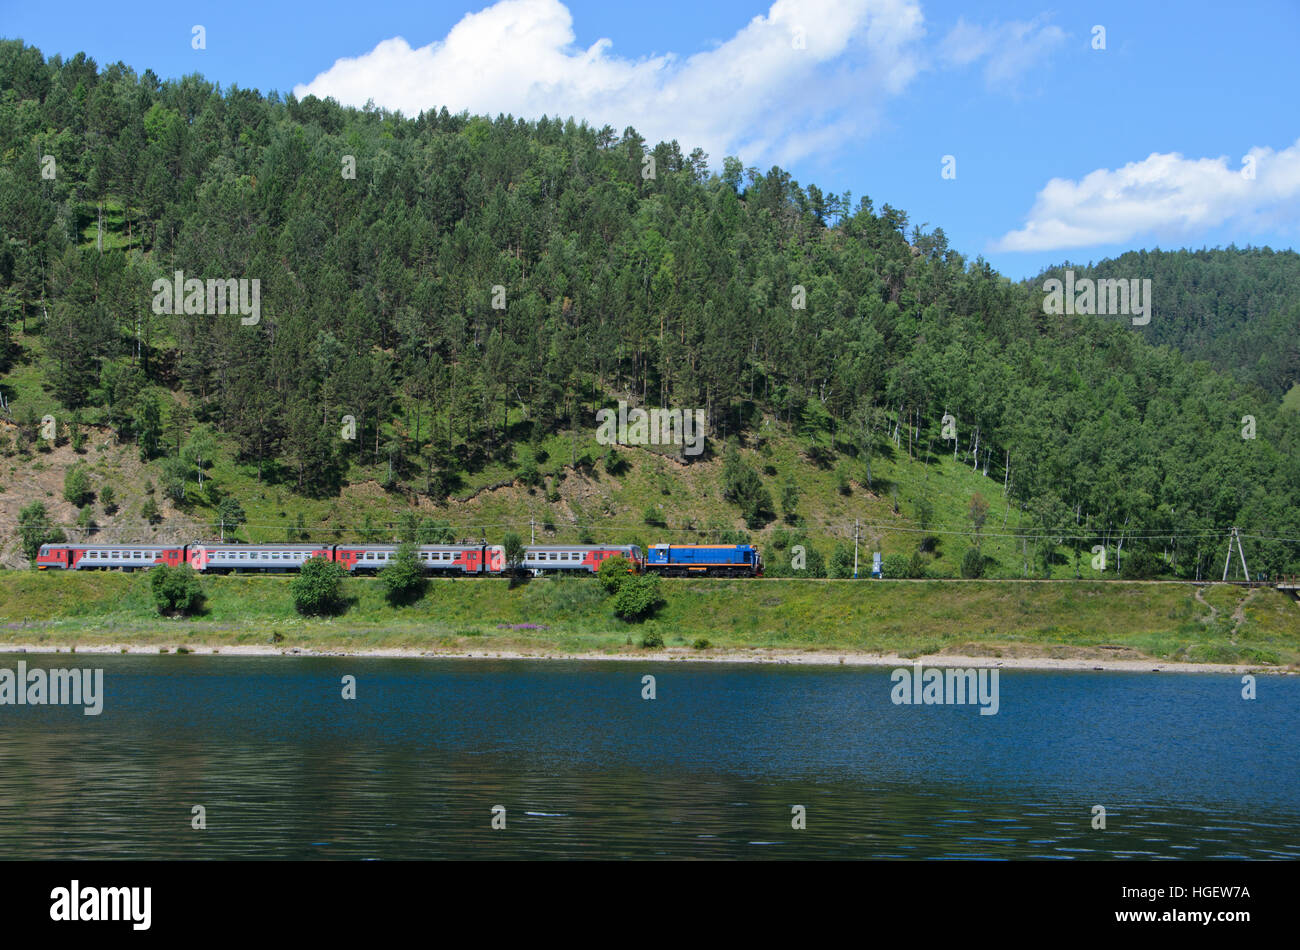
[992,140,1300,253]
[938,15,1065,91]
[293,0,926,167]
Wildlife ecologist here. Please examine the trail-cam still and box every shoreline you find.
[0,641,1289,674]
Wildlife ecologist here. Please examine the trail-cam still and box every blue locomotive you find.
[643,543,762,577]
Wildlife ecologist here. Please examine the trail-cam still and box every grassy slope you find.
[1,572,1297,666]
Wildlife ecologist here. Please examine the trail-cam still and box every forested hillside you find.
[2,39,1299,578]
[1033,248,1300,398]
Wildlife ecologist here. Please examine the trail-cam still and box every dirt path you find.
[1194,586,1218,623]
[1230,586,1260,641]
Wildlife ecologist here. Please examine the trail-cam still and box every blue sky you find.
[5,0,1298,278]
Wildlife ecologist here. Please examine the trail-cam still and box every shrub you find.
[141,497,160,523]
[882,553,911,579]
[780,480,800,523]
[802,544,827,578]
[160,457,188,505]
[597,556,631,594]
[378,542,427,605]
[517,458,541,487]
[1120,548,1162,580]
[643,504,666,527]
[603,449,627,475]
[960,547,985,579]
[693,638,711,650]
[720,445,774,528]
[613,573,664,622]
[215,497,246,539]
[640,630,665,649]
[63,465,93,507]
[907,551,928,579]
[18,502,54,565]
[290,556,347,615]
[502,532,526,573]
[829,542,855,578]
[149,564,204,616]
[100,484,116,513]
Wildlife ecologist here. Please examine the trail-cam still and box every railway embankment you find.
[2,572,1298,668]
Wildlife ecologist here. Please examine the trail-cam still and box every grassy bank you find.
[2,572,1298,666]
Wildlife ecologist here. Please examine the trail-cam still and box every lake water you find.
[0,656,1296,860]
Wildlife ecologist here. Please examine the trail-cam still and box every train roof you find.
[524,544,639,551]
[650,543,755,548]
[334,543,487,549]
[51,543,176,550]
[191,543,327,550]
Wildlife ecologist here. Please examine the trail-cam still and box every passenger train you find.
[34,541,763,577]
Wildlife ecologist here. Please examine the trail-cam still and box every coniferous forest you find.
[1,39,1299,578]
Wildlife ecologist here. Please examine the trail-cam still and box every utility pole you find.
[530,517,535,545]
[1222,527,1251,583]
[853,519,860,579]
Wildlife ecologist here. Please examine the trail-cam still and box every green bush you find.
[1120,548,1162,579]
[640,630,665,649]
[693,638,711,650]
[802,544,827,578]
[517,458,542,487]
[63,465,93,507]
[378,542,427,605]
[613,573,664,621]
[149,564,204,616]
[720,445,774,528]
[502,532,526,573]
[597,556,632,594]
[18,502,55,565]
[643,504,666,527]
[290,556,347,615]
[77,506,96,533]
[882,553,911,579]
[960,547,985,578]
[829,542,855,578]
[603,448,627,475]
